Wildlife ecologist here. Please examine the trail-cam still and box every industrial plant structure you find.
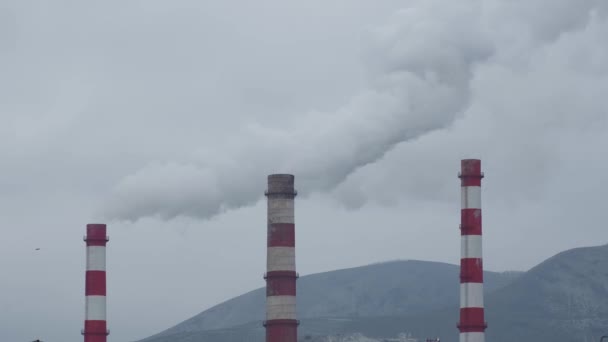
[458,159,487,342]
[264,174,299,342]
[78,160,487,341]
[83,224,109,342]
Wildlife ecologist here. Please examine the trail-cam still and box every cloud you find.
[103,0,494,221]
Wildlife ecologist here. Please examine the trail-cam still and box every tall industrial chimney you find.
[83,224,109,342]
[458,159,487,342]
[264,174,298,342]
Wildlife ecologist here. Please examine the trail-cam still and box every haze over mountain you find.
[138,244,608,342]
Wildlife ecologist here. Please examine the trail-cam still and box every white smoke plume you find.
[102,1,491,221]
[102,0,608,221]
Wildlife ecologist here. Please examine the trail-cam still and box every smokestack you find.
[458,160,487,342]
[83,224,109,342]
[264,174,298,342]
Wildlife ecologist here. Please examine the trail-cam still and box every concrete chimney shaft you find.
[458,160,487,342]
[83,224,109,342]
[264,174,298,342]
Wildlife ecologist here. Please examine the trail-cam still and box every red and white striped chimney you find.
[83,224,109,342]
[458,159,487,342]
[264,174,298,342]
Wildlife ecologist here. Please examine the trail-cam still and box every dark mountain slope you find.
[139,260,518,341]
[342,244,608,342]
[139,244,608,342]
[485,244,608,342]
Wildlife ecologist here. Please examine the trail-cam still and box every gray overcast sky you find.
[2,0,608,341]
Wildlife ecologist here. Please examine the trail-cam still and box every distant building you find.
[382,332,419,342]
[317,332,421,342]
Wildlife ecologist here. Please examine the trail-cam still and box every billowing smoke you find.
[102,0,608,221]
[102,1,491,221]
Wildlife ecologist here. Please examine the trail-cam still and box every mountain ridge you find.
[138,244,608,342]
[138,259,520,341]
